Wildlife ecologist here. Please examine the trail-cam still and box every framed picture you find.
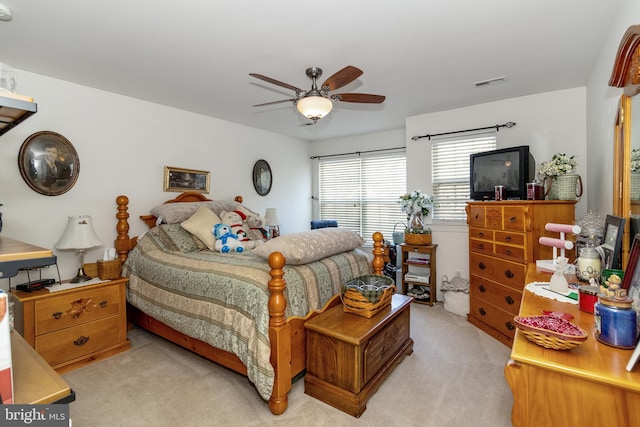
[164,166,210,193]
[622,235,640,353]
[253,159,272,196]
[602,214,625,269]
[17,131,80,196]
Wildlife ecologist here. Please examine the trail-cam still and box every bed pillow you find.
[154,224,200,253]
[151,201,239,224]
[180,206,221,251]
[251,228,365,265]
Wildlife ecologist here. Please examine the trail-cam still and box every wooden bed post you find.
[372,232,385,275]
[115,195,135,263]
[267,251,291,415]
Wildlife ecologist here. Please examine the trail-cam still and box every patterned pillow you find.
[153,224,200,253]
[251,228,365,265]
[181,206,221,251]
[151,201,238,224]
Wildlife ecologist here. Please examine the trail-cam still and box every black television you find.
[470,146,535,200]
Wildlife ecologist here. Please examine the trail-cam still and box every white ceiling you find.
[0,1,623,142]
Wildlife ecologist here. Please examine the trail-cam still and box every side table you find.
[10,277,130,373]
[400,243,437,305]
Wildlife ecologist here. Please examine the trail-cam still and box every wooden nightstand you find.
[10,277,130,373]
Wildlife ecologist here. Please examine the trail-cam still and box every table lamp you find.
[264,208,281,239]
[55,215,104,283]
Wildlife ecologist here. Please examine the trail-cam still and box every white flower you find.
[398,190,433,217]
[538,153,577,178]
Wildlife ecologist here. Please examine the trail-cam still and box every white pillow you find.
[180,206,221,251]
[252,228,364,265]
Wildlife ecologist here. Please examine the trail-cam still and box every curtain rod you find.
[309,146,405,160]
[411,121,516,141]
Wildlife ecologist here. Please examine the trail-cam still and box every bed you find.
[113,192,386,415]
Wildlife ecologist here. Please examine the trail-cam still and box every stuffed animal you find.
[212,223,244,253]
[235,206,268,241]
[220,211,250,242]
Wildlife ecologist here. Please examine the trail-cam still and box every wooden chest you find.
[466,201,575,346]
[10,278,130,373]
[304,294,414,417]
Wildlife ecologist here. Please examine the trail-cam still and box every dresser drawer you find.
[35,284,122,335]
[470,238,494,255]
[467,205,486,228]
[469,297,517,340]
[494,243,526,263]
[363,306,410,384]
[502,206,528,232]
[469,253,526,289]
[35,315,122,366]
[469,227,493,241]
[470,274,522,314]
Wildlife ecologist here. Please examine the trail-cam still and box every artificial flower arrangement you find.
[538,153,577,178]
[631,148,640,173]
[398,190,433,234]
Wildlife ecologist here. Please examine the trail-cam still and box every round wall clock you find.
[253,159,272,196]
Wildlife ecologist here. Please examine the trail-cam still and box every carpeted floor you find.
[62,302,513,426]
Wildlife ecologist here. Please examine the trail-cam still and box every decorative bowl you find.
[514,315,588,350]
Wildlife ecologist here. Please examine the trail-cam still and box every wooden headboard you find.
[115,191,244,263]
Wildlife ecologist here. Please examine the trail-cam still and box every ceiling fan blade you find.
[249,73,303,93]
[332,93,386,104]
[322,66,363,91]
[252,98,296,107]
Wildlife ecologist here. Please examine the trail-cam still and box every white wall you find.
[0,72,311,288]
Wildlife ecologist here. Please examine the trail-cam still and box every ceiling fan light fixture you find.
[297,95,333,121]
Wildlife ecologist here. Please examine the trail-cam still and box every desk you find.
[11,330,74,404]
[0,236,56,278]
[504,264,640,426]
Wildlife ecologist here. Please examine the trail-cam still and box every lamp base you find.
[70,266,92,283]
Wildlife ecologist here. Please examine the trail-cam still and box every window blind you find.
[319,151,407,243]
[432,135,496,221]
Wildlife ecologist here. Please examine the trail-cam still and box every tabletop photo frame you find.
[602,214,625,270]
[622,234,640,371]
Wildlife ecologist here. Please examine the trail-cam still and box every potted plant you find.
[398,190,433,245]
[538,153,582,200]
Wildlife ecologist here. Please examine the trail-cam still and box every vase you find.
[547,174,583,200]
[408,212,425,232]
[632,172,640,201]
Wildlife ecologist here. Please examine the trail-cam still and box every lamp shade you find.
[296,95,333,120]
[264,208,281,227]
[55,215,104,250]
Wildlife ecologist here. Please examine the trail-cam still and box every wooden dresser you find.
[465,200,575,346]
[505,265,640,426]
[304,294,414,417]
[10,278,130,373]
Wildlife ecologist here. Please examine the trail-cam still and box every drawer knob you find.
[479,307,487,316]
[506,321,515,331]
[510,216,516,223]
[505,249,512,255]
[52,312,62,320]
[479,284,486,293]
[478,243,484,250]
[475,214,479,220]
[99,300,108,308]
[74,335,90,346]
[505,295,515,305]
[478,232,484,237]
[478,262,486,270]
[504,269,514,279]
[504,236,512,242]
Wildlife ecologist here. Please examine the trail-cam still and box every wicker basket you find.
[514,315,588,350]
[404,233,432,246]
[341,275,395,318]
[97,259,122,280]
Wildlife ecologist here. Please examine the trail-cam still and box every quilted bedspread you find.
[122,225,372,400]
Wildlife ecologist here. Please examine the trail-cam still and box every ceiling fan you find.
[249,66,385,123]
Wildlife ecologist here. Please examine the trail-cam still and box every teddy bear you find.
[220,211,250,242]
[234,205,268,241]
[212,223,244,253]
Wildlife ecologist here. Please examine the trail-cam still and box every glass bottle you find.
[577,244,602,282]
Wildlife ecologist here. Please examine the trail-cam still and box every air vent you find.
[474,76,506,87]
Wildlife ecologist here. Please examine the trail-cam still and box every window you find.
[431,135,496,221]
[318,151,406,244]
